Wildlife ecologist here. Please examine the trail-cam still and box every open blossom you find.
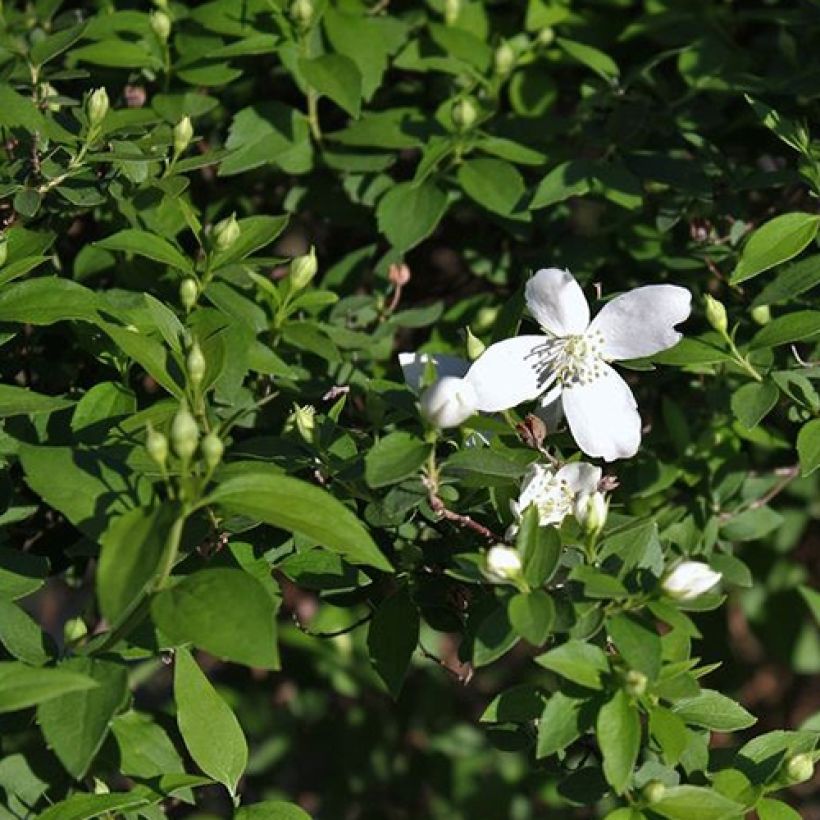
[662,561,722,600]
[465,268,691,461]
[511,461,601,527]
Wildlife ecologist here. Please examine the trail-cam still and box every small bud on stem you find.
[146,422,169,467]
[87,87,109,128]
[186,341,206,388]
[173,116,193,156]
[704,294,728,335]
[170,404,199,461]
[201,432,224,469]
[212,214,241,252]
[290,246,318,290]
[179,277,198,312]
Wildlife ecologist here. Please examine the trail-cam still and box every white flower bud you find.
[452,97,478,131]
[179,277,198,311]
[704,294,728,335]
[444,0,461,24]
[662,561,722,601]
[186,341,206,388]
[173,116,193,156]
[642,781,665,804]
[485,545,522,581]
[624,669,647,697]
[201,432,224,469]
[150,10,172,41]
[420,376,478,429]
[751,304,771,326]
[575,491,608,535]
[212,214,240,251]
[290,0,313,27]
[170,404,199,460]
[494,41,515,76]
[86,87,109,127]
[290,246,318,290]
[537,26,555,46]
[146,422,169,467]
[784,753,814,784]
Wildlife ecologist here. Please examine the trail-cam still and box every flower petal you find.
[556,462,602,495]
[561,365,641,461]
[465,336,550,411]
[525,268,590,336]
[398,352,469,392]
[588,285,691,360]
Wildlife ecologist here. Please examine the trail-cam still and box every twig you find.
[427,490,502,542]
[719,464,800,522]
[292,611,373,638]
[418,641,474,684]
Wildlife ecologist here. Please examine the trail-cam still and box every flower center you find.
[548,330,605,388]
[531,476,574,525]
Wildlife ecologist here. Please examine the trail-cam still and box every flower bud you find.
[86,87,109,127]
[466,327,486,361]
[575,491,608,535]
[451,97,478,131]
[537,26,556,46]
[173,116,193,156]
[150,9,172,41]
[420,376,478,429]
[642,781,666,804]
[444,0,461,25]
[290,0,313,27]
[662,561,722,601]
[624,669,647,697]
[485,545,522,581]
[186,341,206,388]
[212,213,240,252]
[63,616,87,645]
[0,235,7,268]
[704,294,728,335]
[179,277,198,311]
[201,432,224,469]
[494,41,515,76]
[146,422,169,467]
[290,246,318,290]
[292,404,316,444]
[40,82,60,112]
[170,404,199,460]
[751,304,771,326]
[474,305,499,333]
[783,753,814,784]
[388,262,411,287]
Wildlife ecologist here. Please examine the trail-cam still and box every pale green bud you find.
[624,669,647,697]
[466,327,486,360]
[444,0,461,25]
[201,432,224,469]
[170,404,199,460]
[494,41,515,76]
[290,0,313,27]
[173,116,193,156]
[150,9,172,42]
[179,277,198,311]
[704,294,728,334]
[784,753,814,784]
[186,341,206,388]
[292,404,316,444]
[87,87,109,127]
[642,781,665,804]
[751,304,771,326]
[537,26,556,46]
[575,491,608,535]
[0,236,7,268]
[40,82,60,112]
[213,213,240,251]
[290,246,318,290]
[146,422,169,467]
[63,616,87,645]
[452,97,478,131]
[474,305,499,333]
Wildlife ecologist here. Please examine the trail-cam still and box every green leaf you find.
[597,689,640,794]
[0,599,51,665]
[0,547,48,599]
[367,585,419,697]
[797,418,820,476]
[720,505,783,542]
[37,792,152,820]
[508,590,555,646]
[235,801,312,820]
[376,180,448,252]
[535,640,609,690]
[174,647,247,795]
[211,215,289,269]
[481,684,546,723]
[473,601,518,667]
[516,508,562,587]
[671,689,756,731]
[96,229,193,273]
[298,54,363,117]
[753,253,820,307]
[536,691,587,757]
[651,785,745,820]
[0,278,102,325]
[730,381,779,429]
[443,448,528,485]
[72,40,158,68]
[112,710,189,780]
[37,658,129,779]
[364,431,431,488]
[0,662,97,713]
[98,505,180,624]
[731,212,820,284]
[749,310,820,349]
[607,613,662,680]
[0,385,73,418]
[30,23,87,66]
[207,466,391,571]
[649,706,689,766]
[457,158,526,216]
[558,37,619,80]
[152,568,280,670]
[800,584,820,624]
[757,798,803,820]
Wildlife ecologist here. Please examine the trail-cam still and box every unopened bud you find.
[452,97,478,131]
[40,82,60,112]
[150,9,172,41]
[212,213,240,252]
[290,0,313,27]
[179,277,198,311]
[420,376,478,429]
[537,26,555,46]
[170,404,199,460]
[474,305,499,333]
[388,262,411,287]
[292,404,316,444]
[63,616,87,645]
[751,304,771,326]
[86,87,109,127]
[146,422,169,467]
[662,561,722,601]
[642,780,665,804]
[173,116,193,156]
[186,341,206,388]
[516,414,547,449]
[444,0,461,25]
[575,491,608,535]
[485,545,522,581]
[0,236,7,268]
[784,753,814,784]
[466,327,486,360]
[201,432,224,469]
[494,41,515,76]
[624,669,647,697]
[704,294,728,335]
[290,246,318,290]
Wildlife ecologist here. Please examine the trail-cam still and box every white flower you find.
[420,376,478,429]
[662,561,722,600]
[464,268,691,461]
[511,461,601,527]
[398,352,468,392]
[486,545,522,580]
